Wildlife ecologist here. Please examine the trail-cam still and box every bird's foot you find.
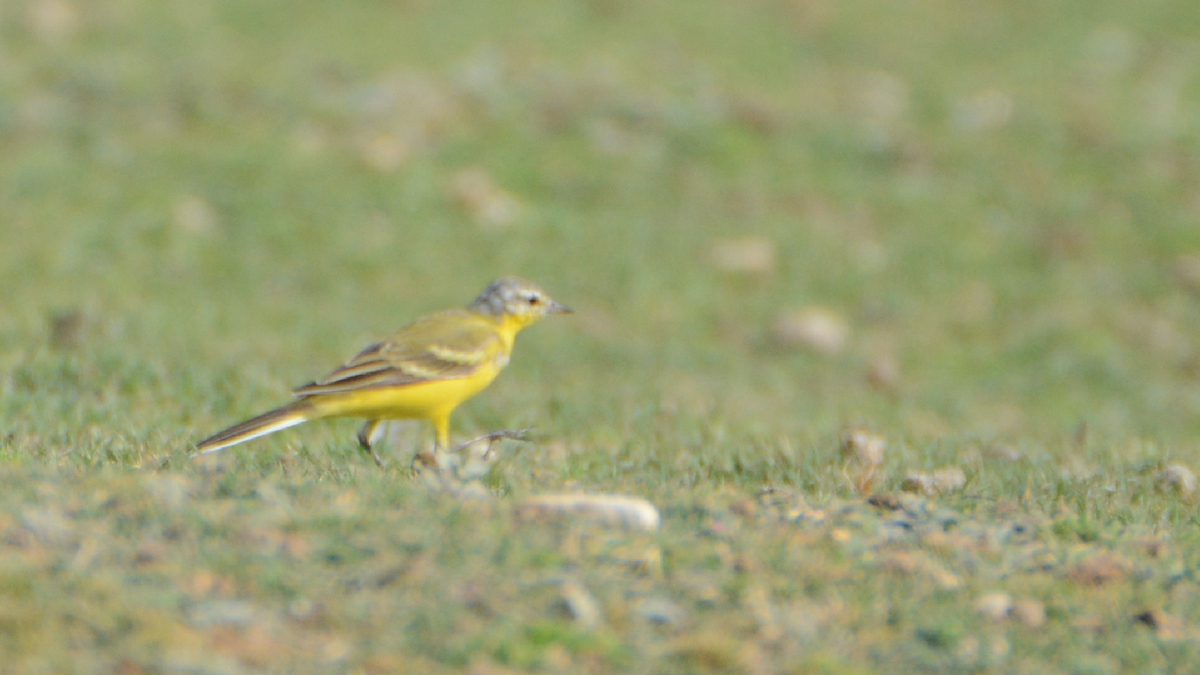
[357,419,387,468]
[411,449,462,493]
[368,448,386,469]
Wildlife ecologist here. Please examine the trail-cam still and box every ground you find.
[2,0,1200,672]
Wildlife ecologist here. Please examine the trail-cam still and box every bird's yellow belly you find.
[310,368,499,420]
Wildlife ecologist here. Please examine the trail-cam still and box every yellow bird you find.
[194,277,572,466]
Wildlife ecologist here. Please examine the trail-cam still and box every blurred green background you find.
[3,0,1200,469]
[7,2,1200,673]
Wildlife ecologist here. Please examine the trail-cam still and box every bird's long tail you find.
[193,400,313,456]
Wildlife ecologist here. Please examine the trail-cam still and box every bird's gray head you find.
[468,276,572,324]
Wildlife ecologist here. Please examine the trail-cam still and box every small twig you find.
[448,427,533,459]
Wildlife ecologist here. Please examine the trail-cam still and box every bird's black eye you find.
[528,295,541,305]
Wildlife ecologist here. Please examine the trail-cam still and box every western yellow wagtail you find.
[194,277,571,466]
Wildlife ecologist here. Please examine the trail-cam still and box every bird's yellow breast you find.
[310,362,503,421]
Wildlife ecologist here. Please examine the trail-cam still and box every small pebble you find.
[866,353,901,390]
[1067,554,1128,586]
[450,168,523,228]
[709,235,778,276]
[1011,599,1046,628]
[934,467,966,491]
[983,444,1022,462]
[1158,464,1196,496]
[867,493,901,511]
[772,306,850,356]
[636,598,686,626]
[841,429,886,467]
[26,0,78,42]
[187,600,257,627]
[560,580,603,629]
[1133,609,1183,638]
[1172,253,1200,292]
[49,310,83,349]
[975,592,1013,622]
[901,467,965,495]
[22,507,75,545]
[516,494,660,531]
[173,194,217,235]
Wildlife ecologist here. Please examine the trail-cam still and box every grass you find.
[3,0,1200,671]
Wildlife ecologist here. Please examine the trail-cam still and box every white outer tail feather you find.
[192,414,307,457]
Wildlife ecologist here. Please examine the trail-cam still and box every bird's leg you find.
[414,416,451,472]
[356,419,386,468]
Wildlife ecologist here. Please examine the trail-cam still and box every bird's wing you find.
[292,309,503,397]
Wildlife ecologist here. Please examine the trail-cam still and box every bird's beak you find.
[547,300,573,314]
